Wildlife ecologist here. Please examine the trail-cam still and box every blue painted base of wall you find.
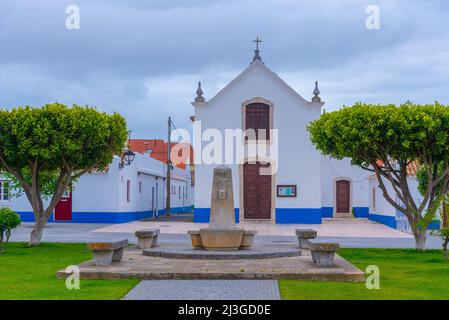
[321,207,333,218]
[17,206,191,224]
[275,208,322,224]
[368,212,441,231]
[368,212,397,229]
[169,206,193,214]
[194,208,239,223]
[194,208,322,224]
[354,207,369,218]
[18,212,56,223]
[320,207,369,219]
[428,221,441,230]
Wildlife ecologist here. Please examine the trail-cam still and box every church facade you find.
[191,47,399,227]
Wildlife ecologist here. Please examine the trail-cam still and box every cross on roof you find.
[253,36,262,51]
[252,36,262,62]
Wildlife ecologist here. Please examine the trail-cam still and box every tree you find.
[0,207,21,253]
[4,169,64,201]
[308,102,449,250]
[0,103,128,245]
[417,166,449,259]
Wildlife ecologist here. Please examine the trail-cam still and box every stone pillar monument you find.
[209,166,236,228]
[188,165,256,250]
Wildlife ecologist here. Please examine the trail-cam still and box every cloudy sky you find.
[1,0,448,138]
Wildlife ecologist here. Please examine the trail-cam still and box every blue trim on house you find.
[353,207,369,218]
[170,206,193,214]
[193,208,239,223]
[18,212,55,223]
[321,207,333,218]
[275,208,322,224]
[320,207,369,219]
[71,211,155,223]
[194,208,322,224]
[368,212,397,229]
[17,210,170,224]
[368,211,441,231]
[428,221,441,230]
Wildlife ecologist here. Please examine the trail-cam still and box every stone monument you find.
[189,165,256,250]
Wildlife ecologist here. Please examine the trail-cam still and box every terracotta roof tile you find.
[129,139,193,170]
[374,160,419,177]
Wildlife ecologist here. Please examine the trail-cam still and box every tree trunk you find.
[443,200,449,229]
[29,212,48,246]
[414,230,427,250]
[443,238,449,260]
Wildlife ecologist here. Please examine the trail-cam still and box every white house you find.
[0,152,194,223]
[190,45,413,229]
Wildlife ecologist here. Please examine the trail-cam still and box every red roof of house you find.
[374,160,419,177]
[129,139,193,170]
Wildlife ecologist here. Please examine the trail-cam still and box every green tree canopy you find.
[308,102,449,249]
[0,103,128,245]
[0,207,21,253]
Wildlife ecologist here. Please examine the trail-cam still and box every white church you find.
[190,40,416,229]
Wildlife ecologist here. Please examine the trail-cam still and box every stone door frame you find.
[239,157,277,224]
[333,177,353,215]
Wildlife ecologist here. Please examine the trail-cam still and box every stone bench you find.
[87,240,128,266]
[240,230,257,250]
[295,229,317,249]
[309,242,340,267]
[188,230,203,249]
[135,229,160,249]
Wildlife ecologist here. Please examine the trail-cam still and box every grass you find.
[0,242,139,300]
[279,248,449,300]
[2,243,448,300]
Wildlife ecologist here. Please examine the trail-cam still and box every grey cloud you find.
[0,0,448,137]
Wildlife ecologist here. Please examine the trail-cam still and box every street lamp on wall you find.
[119,130,136,169]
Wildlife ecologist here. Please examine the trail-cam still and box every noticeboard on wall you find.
[277,185,297,198]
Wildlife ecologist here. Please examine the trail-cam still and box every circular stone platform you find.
[142,245,301,260]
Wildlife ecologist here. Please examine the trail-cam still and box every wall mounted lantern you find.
[119,131,136,169]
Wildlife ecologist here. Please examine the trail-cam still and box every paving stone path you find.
[10,222,444,249]
[123,280,281,300]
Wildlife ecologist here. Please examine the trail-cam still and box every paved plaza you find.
[93,218,412,238]
[56,245,365,282]
[9,221,444,249]
[123,280,281,300]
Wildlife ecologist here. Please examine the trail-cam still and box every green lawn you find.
[0,243,139,300]
[279,248,449,300]
[2,243,448,300]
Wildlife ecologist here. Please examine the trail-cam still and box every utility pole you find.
[166,116,171,216]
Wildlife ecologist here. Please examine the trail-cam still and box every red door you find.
[244,162,271,219]
[55,189,72,221]
[336,180,350,213]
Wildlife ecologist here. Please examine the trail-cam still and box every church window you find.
[245,103,270,141]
